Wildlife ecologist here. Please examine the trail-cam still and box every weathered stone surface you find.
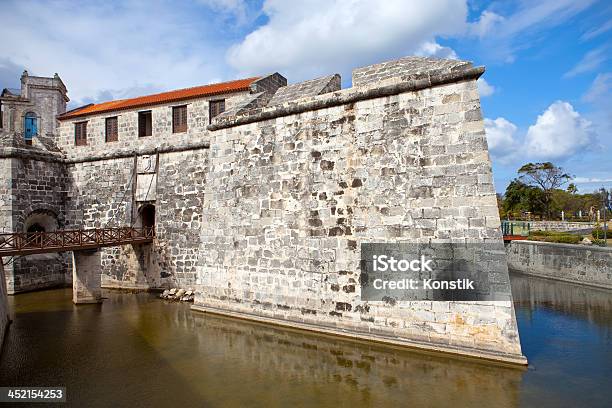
[352,56,474,88]
[268,74,341,106]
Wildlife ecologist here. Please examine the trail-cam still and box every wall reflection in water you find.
[0,289,524,408]
[511,271,612,329]
[187,312,524,407]
[510,272,612,408]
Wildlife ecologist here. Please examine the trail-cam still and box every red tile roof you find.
[58,77,259,120]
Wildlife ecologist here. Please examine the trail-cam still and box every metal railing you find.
[501,221,530,237]
[0,226,155,257]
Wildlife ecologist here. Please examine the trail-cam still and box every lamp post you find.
[601,188,610,246]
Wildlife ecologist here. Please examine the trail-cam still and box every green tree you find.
[503,179,545,218]
[518,162,572,219]
[567,183,578,194]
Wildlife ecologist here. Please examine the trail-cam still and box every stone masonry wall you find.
[194,58,525,364]
[65,148,210,289]
[2,156,72,293]
[54,89,260,290]
[0,158,11,234]
[153,149,209,287]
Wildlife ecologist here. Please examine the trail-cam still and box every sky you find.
[0,0,610,194]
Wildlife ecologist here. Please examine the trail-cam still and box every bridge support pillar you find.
[72,250,102,304]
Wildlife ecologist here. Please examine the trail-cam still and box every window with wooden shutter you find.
[138,111,152,137]
[209,99,225,124]
[74,121,87,146]
[105,116,118,142]
[172,105,187,133]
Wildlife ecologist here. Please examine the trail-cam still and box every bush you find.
[592,228,609,239]
[529,231,581,244]
[544,235,581,244]
[531,230,557,236]
[591,238,606,247]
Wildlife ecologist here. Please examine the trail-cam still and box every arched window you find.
[24,112,37,145]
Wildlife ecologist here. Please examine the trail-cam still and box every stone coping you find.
[209,65,485,131]
[511,240,612,253]
[0,141,211,164]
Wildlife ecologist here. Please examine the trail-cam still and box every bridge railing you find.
[501,221,530,237]
[0,226,155,257]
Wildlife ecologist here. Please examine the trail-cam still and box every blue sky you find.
[0,0,610,194]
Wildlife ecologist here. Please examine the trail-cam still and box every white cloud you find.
[469,10,505,38]
[564,47,609,78]
[484,117,518,163]
[581,19,612,40]
[196,0,257,26]
[415,41,458,59]
[469,0,597,62]
[525,101,595,160]
[0,1,237,106]
[583,72,612,103]
[227,0,467,81]
[485,101,596,165]
[573,177,612,184]
[477,78,495,96]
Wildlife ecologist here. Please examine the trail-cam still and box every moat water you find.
[1,273,611,407]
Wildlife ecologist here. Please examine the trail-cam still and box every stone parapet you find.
[209,62,484,130]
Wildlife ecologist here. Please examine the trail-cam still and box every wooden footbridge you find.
[0,226,155,257]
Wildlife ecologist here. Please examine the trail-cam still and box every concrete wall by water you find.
[529,221,596,232]
[507,240,612,289]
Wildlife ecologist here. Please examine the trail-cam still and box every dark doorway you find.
[26,223,45,247]
[27,223,45,233]
[140,204,156,229]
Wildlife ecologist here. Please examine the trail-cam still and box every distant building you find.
[0,71,68,145]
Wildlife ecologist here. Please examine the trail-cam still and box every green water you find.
[1,273,611,407]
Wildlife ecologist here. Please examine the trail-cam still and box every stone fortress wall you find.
[193,57,525,364]
[0,56,526,363]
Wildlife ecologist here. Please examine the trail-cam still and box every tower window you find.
[138,111,152,137]
[209,99,225,123]
[75,121,87,146]
[172,105,187,133]
[105,116,118,142]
